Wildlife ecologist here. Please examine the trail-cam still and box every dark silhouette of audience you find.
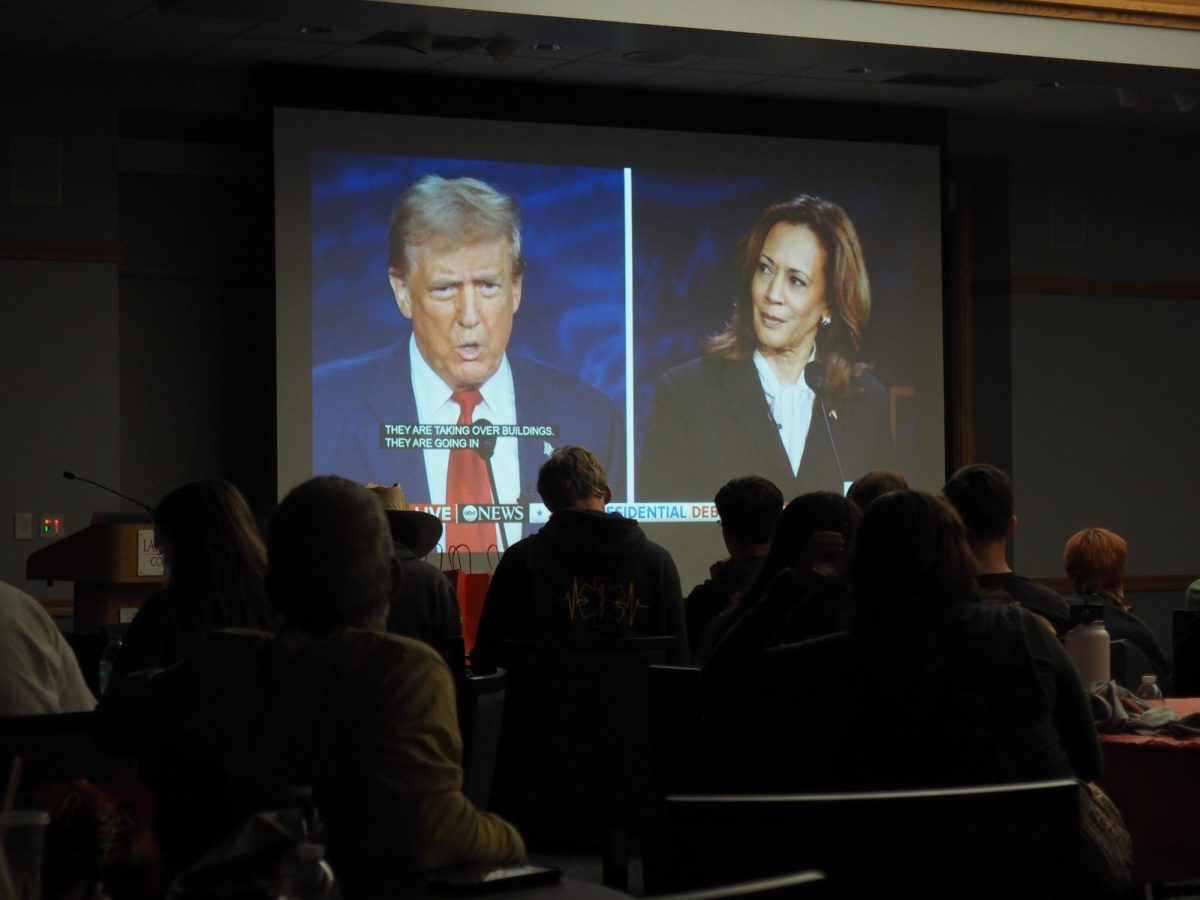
[707,490,1100,794]
[365,483,463,651]
[700,491,860,667]
[94,476,524,878]
[1064,526,1171,682]
[942,463,1071,635]
[846,468,908,510]
[472,446,687,671]
[683,475,782,662]
[111,479,278,682]
[20,452,1187,896]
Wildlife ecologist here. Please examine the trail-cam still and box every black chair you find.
[651,780,1080,899]
[1110,638,1157,691]
[0,712,132,804]
[491,636,677,888]
[647,665,708,797]
[457,668,506,810]
[649,870,828,900]
[1172,609,1199,654]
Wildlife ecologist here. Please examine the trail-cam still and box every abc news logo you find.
[458,504,527,523]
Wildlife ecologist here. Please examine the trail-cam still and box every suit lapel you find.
[362,341,432,500]
[714,360,798,492]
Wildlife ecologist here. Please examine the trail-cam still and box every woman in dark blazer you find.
[640,195,892,500]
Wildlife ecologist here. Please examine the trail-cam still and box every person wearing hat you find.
[368,483,463,654]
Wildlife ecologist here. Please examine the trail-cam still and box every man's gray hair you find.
[387,174,524,276]
[266,475,395,633]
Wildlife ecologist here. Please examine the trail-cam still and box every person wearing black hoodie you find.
[471,446,687,672]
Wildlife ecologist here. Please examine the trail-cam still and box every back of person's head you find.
[267,476,396,634]
[537,446,608,514]
[714,476,784,548]
[757,491,861,590]
[942,463,1014,542]
[850,490,977,633]
[153,479,273,630]
[847,470,908,511]
[1063,527,1127,601]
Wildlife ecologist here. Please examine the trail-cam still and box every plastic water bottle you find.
[1134,674,1164,706]
[277,842,339,900]
[1064,619,1110,688]
[98,635,123,694]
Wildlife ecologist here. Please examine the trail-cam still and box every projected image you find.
[310,154,627,549]
[632,171,923,503]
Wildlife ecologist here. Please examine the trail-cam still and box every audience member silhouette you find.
[111,479,278,682]
[1064,527,1171,682]
[472,446,687,671]
[707,490,1100,794]
[699,491,860,667]
[942,463,1070,635]
[0,579,95,715]
[846,468,908,511]
[684,476,782,662]
[94,475,524,878]
[365,483,463,652]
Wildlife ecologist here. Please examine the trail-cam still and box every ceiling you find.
[2,0,1198,132]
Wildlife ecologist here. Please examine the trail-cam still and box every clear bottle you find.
[1134,674,1164,706]
[98,635,123,694]
[278,842,338,900]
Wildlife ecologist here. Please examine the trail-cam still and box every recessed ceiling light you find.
[622,50,680,64]
[532,43,561,52]
[298,25,332,35]
[1037,81,1064,89]
[845,67,873,75]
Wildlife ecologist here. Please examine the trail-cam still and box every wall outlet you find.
[14,513,33,541]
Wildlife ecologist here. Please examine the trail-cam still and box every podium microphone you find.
[470,420,509,551]
[62,470,155,516]
[803,363,846,489]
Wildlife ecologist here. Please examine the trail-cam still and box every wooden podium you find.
[26,518,164,632]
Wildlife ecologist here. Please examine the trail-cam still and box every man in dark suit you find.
[315,175,621,549]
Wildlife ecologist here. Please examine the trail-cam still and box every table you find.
[1098,697,1200,885]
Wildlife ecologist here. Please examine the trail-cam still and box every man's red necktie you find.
[445,389,495,549]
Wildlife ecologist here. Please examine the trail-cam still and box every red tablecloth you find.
[1098,698,1200,884]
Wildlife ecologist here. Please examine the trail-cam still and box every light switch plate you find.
[14,513,33,541]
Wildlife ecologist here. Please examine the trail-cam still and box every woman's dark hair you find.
[739,491,862,612]
[153,479,276,635]
[849,490,978,633]
[703,195,871,402]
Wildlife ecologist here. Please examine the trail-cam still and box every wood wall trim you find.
[0,240,122,264]
[38,597,75,619]
[1035,574,1198,593]
[864,0,1200,31]
[974,276,1200,300]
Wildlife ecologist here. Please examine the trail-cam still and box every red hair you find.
[1063,527,1129,611]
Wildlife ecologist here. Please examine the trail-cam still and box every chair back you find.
[491,636,676,846]
[1172,608,1199,653]
[648,665,709,796]
[1109,638,1156,691]
[457,669,506,810]
[653,780,1079,899]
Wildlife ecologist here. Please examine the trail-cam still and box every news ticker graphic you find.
[408,502,721,525]
[379,422,559,450]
